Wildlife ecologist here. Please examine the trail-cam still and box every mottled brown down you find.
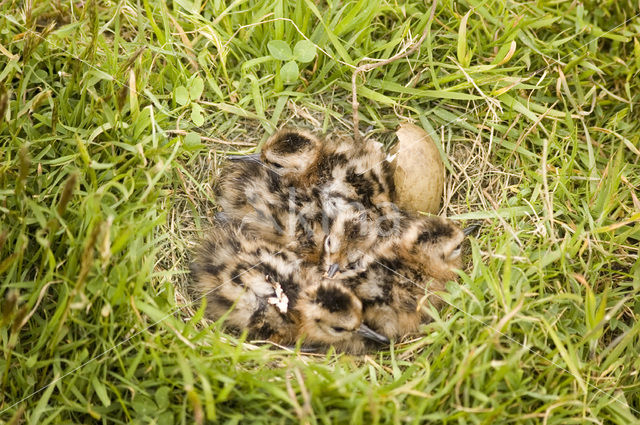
[208,128,468,347]
[338,215,466,340]
[261,128,396,212]
[189,220,388,353]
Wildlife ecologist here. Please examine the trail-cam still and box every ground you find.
[1,0,639,423]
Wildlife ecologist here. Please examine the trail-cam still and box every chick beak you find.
[228,153,262,162]
[356,324,390,345]
[325,263,340,278]
[463,224,480,236]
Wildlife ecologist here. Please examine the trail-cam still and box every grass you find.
[1,0,639,423]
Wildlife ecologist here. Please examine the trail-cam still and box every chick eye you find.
[270,162,283,169]
[331,326,346,333]
[324,236,333,252]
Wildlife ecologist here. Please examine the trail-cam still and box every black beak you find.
[228,153,262,162]
[356,324,390,345]
[463,224,480,236]
[326,263,340,278]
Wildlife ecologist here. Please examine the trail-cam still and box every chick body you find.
[215,159,326,262]
[338,215,466,340]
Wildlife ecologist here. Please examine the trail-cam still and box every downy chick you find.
[322,205,411,278]
[225,128,322,189]
[215,158,326,261]
[189,221,389,353]
[340,216,473,340]
[296,279,389,354]
[215,155,290,219]
[314,133,396,212]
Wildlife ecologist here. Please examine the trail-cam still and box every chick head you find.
[297,280,389,353]
[261,129,321,184]
[399,216,466,282]
[321,209,375,278]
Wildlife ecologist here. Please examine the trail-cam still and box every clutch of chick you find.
[206,126,477,350]
[189,219,389,354]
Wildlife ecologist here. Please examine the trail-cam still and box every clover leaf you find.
[293,40,316,63]
[267,39,317,85]
[174,86,189,106]
[280,61,299,84]
[190,103,204,126]
[267,40,293,61]
[173,76,206,127]
[189,76,204,100]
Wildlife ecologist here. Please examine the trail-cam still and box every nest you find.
[155,106,515,350]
